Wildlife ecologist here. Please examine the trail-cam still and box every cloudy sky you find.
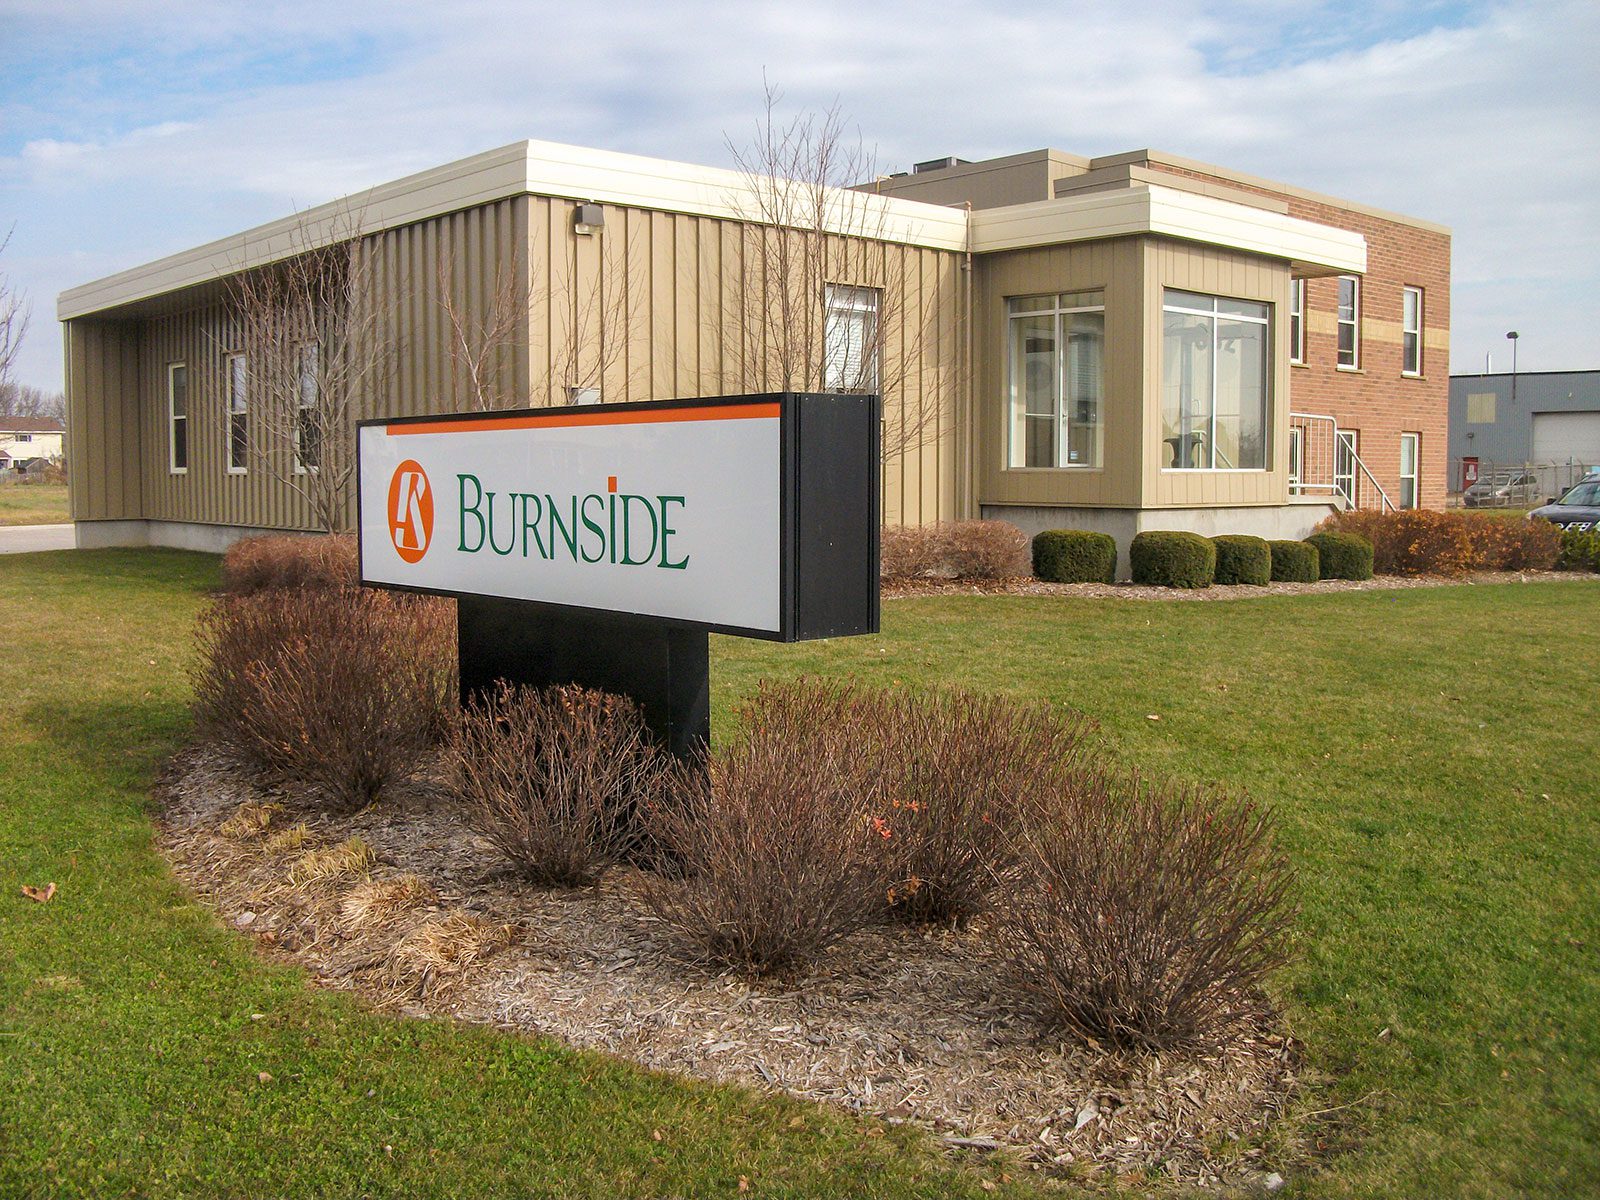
[2,0,1596,391]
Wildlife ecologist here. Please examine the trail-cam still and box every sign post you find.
[358,393,880,755]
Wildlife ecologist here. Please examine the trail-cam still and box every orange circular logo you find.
[387,460,433,564]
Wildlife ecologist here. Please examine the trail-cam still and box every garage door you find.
[1531,411,1600,464]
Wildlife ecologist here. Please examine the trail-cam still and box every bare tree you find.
[438,250,525,411]
[0,225,31,400]
[0,383,65,420]
[723,84,960,459]
[547,229,642,406]
[225,211,390,532]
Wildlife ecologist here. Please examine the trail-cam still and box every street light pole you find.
[1506,331,1520,411]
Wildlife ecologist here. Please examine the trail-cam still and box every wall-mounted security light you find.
[574,204,604,236]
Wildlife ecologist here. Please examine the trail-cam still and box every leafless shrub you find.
[881,520,1030,582]
[450,682,667,887]
[872,690,1093,926]
[996,769,1296,1050]
[639,679,885,976]
[191,588,456,812]
[219,534,359,594]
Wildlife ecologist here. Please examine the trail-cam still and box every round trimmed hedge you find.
[1032,529,1118,584]
[1211,535,1271,586]
[1269,540,1320,583]
[1306,531,1374,581]
[1130,530,1215,589]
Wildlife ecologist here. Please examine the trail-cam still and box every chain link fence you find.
[1448,457,1595,508]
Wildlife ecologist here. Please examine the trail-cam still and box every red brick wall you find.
[1146,163,1451,510]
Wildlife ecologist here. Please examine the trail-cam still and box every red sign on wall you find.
[1462,457,1480,488]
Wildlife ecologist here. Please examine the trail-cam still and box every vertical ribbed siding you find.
[76,193,963,533]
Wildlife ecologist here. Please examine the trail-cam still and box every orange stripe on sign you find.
[385,402,781,436]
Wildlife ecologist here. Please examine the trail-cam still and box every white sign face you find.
[358,400,783,633]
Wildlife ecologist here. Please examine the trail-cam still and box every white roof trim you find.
[969,183,1367,274]
[58,140,970,320]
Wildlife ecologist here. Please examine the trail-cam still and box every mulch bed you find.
[156,749,1304,1188]
[884,569,1597,602]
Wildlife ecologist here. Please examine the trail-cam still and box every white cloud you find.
[2,0,1597,388]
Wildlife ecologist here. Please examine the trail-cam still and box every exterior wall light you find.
[574,204,604,236]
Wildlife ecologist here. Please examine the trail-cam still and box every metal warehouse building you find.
[59,138,1450,563]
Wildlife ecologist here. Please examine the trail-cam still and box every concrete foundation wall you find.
[983,501,1337,578]
[75,519,297,554]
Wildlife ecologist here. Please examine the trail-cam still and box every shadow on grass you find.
[21,695,193,794]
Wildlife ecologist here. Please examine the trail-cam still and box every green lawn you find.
[4,551,1598,1198]
[0,482,70,526]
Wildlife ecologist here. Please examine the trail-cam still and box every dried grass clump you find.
[262,823,311,855]
[872,689,1093,926]
[341,873,438,932]
[288,836,376,886]
[881,521,1030,582]
[997,769,1296,1050]
[219,534,360,595]
[191,587,456,812]
[386,911,516,996]
[218,800,283,839]
[641,680,885,976]
[450,683,665,887]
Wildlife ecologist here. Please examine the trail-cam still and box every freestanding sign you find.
[358,393,880,753]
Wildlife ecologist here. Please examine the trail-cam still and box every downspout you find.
[961,201,976,519]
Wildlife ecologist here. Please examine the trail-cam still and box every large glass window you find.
[1337,275,1361,369]
[1007,291,1104,468]
[1402,286,1423,376]
[823,285,879,394]
[1161,290,1270,470]
[168,363,188,474]
[227,353,248,474]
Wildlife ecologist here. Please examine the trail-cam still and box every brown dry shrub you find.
[341,873,438,932]
[191,587,456,812]
[1323,509,1562,576]
[385,911,516,998]
[872,689,1093,926]
[997,769,1295,1050]
[218,800,283,839]
[450,682,667,887]
[639,679,885,976]
[287,836,376,886]
[219,534,360,594]
[881,520,1030,582]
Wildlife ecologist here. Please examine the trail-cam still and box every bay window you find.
[1007,291,1104,468]
[1161,290,1270,470]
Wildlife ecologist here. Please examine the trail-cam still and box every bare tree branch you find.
[438,247,526,412]
[0,225,32,399]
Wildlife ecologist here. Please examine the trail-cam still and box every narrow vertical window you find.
[1288,426,1303,492]
[1336,276,1361,369]
[295,342,320,473]
[1402,286,1423,376]
[823,285,880,394]
[1007,291,1105,468]
[1289,278,1305,365]
[1335,429,1359,506]
[227,353,248,473]
[1400,432,1420,509]
[168,363,188,474]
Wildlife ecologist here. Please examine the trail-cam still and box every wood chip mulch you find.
[884,569,1597,602]
[156,750,1307,1189]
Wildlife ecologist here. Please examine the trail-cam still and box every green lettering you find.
[547,495,579,561]
[486,491,515,556]
[657,496,688,570]
[517,493,547,558]
[580,494,607,563]
[458,474,485,553]
[620,494,658,566]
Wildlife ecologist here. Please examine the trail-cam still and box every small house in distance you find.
[0,416,65,474]
[59,138,1448,563]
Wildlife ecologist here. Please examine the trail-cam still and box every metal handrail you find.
[1288,411,1396,512]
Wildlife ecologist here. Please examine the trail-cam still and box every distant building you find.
[0,417,65,471]
[1448,370,1600,496]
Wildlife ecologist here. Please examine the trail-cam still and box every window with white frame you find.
[227,353,248,473]
[823,285,880,394]
[295,342,320,473]
[1161,290,1270,470]
[1337,275,1361,369]
[1400,432,1420,509]
[1402,286,1424,376]
[1288,426,1303,491]
[1007,291,1105,469]
[168,363,188,473]
[1335,429,1359,506]
[1289,278,1305,365]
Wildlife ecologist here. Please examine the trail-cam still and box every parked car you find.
[1529,479,1600,532]
[1463,471,1542,508]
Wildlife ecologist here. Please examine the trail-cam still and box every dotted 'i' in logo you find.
[387,460,433,563]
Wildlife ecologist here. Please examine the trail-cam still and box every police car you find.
[1529,476,1600,532]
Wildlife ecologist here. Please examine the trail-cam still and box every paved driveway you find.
[0,524,75,555]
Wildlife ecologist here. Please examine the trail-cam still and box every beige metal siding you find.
[1142,238,1290,507]
[975,237,1146,509]
[65,319,142,521]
